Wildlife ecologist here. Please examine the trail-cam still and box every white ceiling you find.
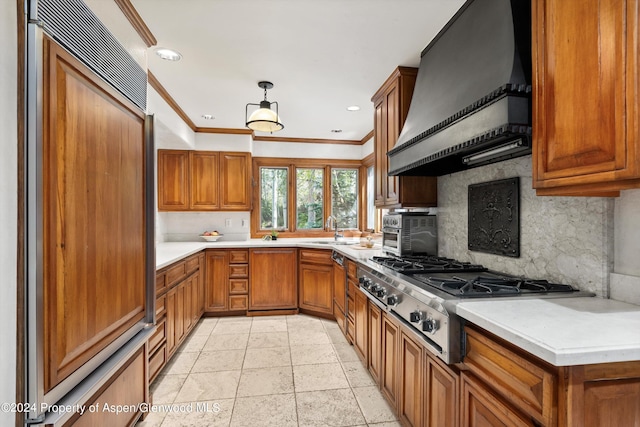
[131,0,466,141]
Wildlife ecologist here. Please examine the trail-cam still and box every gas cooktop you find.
[370,255,578,298]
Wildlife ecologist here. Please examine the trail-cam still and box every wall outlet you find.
[242,219,248,228]
[225,218,232,227]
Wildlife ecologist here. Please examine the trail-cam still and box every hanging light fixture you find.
[245,81,284,133]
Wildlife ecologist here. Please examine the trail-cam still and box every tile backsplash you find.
[157,211,251,243]
[437,155,614,297]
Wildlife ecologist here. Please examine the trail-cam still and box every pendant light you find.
[245,81,284,133]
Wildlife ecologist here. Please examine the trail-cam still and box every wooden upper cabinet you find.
[158,150,189,210]
[220,152,251,210]
[158,149,251,211]
[532,0,640,195]
[372,67,437,208]
[189,151,219,210]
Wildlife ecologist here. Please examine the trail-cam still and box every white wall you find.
[611,189,640,304]
[0,1,17,422]
[253,140,363,159]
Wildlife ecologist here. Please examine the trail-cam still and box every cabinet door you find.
[249,249,297,310]
[461,373,533,427]
[354,286,368,364]
[533,0,640,194]
[299,263,334,315]
[374,99,387,207]
[158,150,189,210]
[42,38,147,392]
[368,301,382,385]
[192,270,202,322]
[205,250,229,312]
[425,354,459,427]
[175,284,185,346]
[220,152,251,210]
[381,312,400,411]
[333,262,346,314]
[399,332,423,427]
[384,85,400,205]
[189,151,219,210]
[183,275,193,333]
[166,287,176,356]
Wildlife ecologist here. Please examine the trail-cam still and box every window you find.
[296,168,324,229]
[259,167,288,230]
[253,158,365,237]
[331,169,358,229]
[366,165,375,230]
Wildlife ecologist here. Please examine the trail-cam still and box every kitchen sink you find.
[310,240,352,245]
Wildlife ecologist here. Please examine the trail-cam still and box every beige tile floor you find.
[137,314,400,427]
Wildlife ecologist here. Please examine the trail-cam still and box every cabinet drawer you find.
[334,303,346,335]
[348,280,359,298]
[149,344,167,383]
[347,294,355,322]
[464,325,556,426]
[149,318,166,355]
[347,260,357,279]
[229,295,248,310]
[155,294,166,319]
[229,279,249,294]
[156,272,166,296]
[299,249,332,265]
[185,254,200,274]
[165,261,186,287]
[229,264,249,278]
[229,250,249,264]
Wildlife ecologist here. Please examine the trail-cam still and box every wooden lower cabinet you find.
[425,355,459,427]
[368,300,382,384]
[67,348,147,426]
[462,372,534,427]
[249,248,298,311]
[299,249,334,316]
[399,331,423,427]
[381,312,400,411]
[205,250,230,312]
[353,285,368,363]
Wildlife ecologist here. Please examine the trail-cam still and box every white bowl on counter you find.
[200,235,223,242]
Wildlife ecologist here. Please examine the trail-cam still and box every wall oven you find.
[381,212,437,256]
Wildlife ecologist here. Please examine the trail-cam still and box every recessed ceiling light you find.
[155,48,182,61]
[346,105,360,111]
[202,114,215,120]
[331,129,343,133]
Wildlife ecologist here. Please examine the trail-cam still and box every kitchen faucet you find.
[325,215,343,241]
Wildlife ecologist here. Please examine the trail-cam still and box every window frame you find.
[252,157,365,238]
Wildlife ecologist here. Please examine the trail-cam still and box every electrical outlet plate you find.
[225,218,232,227]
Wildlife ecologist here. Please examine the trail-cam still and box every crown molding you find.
[113,0,157,47]
[196,127,254,135]
[253,135,363,145]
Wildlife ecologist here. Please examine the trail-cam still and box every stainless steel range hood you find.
[388,0,531,176]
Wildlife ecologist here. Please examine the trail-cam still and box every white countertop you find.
[155,239,640,367]
[155,238,383,270]
[456,297,640,366]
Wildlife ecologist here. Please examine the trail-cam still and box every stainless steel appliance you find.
[381,212,437,257]
[358,254,589,364]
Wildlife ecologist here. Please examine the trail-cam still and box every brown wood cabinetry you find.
[381,311,400,411]
[204,249,249,314]
[399,331,423,427]
[189,151,219,210]
[333,258,347,335]
[367,300,382,384]
[299,249,334,316]
[425,355,459,427]
[249,248,298,312]
[153,252,204,381]
[372,66,437,208]
[532,0,640,195]
[158,149,251,211]
[353,285,369,364]
[42,37,147,393]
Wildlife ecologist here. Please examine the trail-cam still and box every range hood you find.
[388,0,531,176]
